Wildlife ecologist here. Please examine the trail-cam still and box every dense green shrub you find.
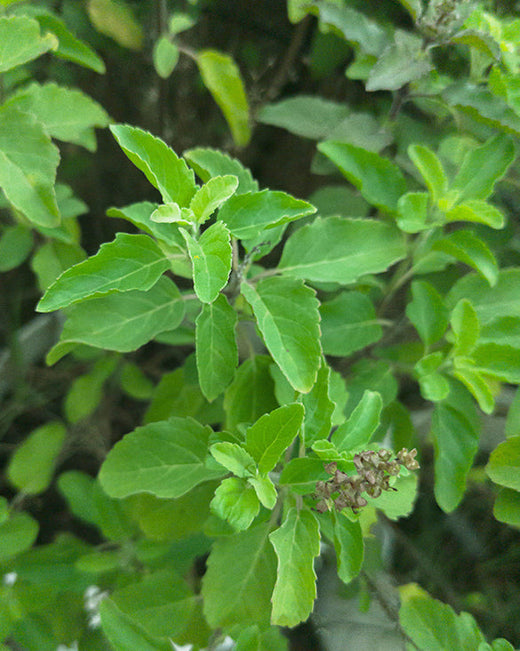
[1,1,520,649]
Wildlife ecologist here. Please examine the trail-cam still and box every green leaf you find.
[57,471,99,526]
[76,549,122,572]
[450,361,492,421]
[444,200,505,229]
[184,147,258,194]
[248,474,277,510]
[34,12,105,73]
[399,583,486,651]
[309,2,387,56]
[197,49,251,147]
[235,625,288,651]
[144,354,223,425]
[0,15,57,72]
[332,390,383,453]
[130,490,216,546]
[345,359,397,415]
[279,458,330,495]
[152,36,178,78]
[38,233,169,312]
[369,472,418,520]
[87,0,143,51]
[168,12,196,35]
[270,363,297,407]
[211,477,260,531]
[415,347,445,376]
[7,532,89,590]
[150,202,185,224]
[485,640,516,651]
[450,29,501,61]
[99,417,225,498]
[241,277,321,393]
[329,369,349,426]
[366,32,431,92]
[99,598,172,651]
[202,523,277,628]
[30,243,82,288]
[210,441,256,478]
[120,362,154,400]
[0,105,60,227]
[242,223,288,263]
[450,299,480,356]
[257,95,351,140]
[396,0,422,20]
[0,512,39,563]
[190,175,238,224]
[218,189,315,240]
[0,497,7,524]
[110,124,197,207]
[320,291,382,356]
[444,82,520,137]
[64,355,118,423]
[181,221,232,303]
[301,363,335,445]
[92,481,136,541]
[406,280,449,346]
[269,508,320,627]
[451,135,515,202]
[309,185,370,218]
[433,230,498,287]
[107,201,188,251]
[196,294,238,401]
[491,640,516,651]
[472,343,520,383]
[493,488,520,528]
[408,144,448,203]
[454,134,516,204]
[224,356,278,431]
[332,513,363,584]
[312,439,348,462]
[7,421,66,495]
[480,317,520,350]
[0,225,33,272]
[431,403,479,512]
[330,114,393,153]
[279,216,406,284]
[396,191,430,233]
[486,437,520,491]
[47,276,185,363]
[7,82,109,151]
[506,388,520,438]
[318,142,407,212]
[245,403,305,474]
[418,371,450,402]
[447,269,520,325]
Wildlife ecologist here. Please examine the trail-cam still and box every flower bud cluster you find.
[314,448,419,514]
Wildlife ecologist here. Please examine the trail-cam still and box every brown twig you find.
[265,15,313,102]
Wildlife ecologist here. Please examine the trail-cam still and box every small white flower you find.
[219,637,235,651]
[83,584,108,629]
[2,572,17,586]
[84,585,108,613]
[84,585,100,600]
[56,641,78,651]
[170,644,193,651]
[88,612,102,629]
